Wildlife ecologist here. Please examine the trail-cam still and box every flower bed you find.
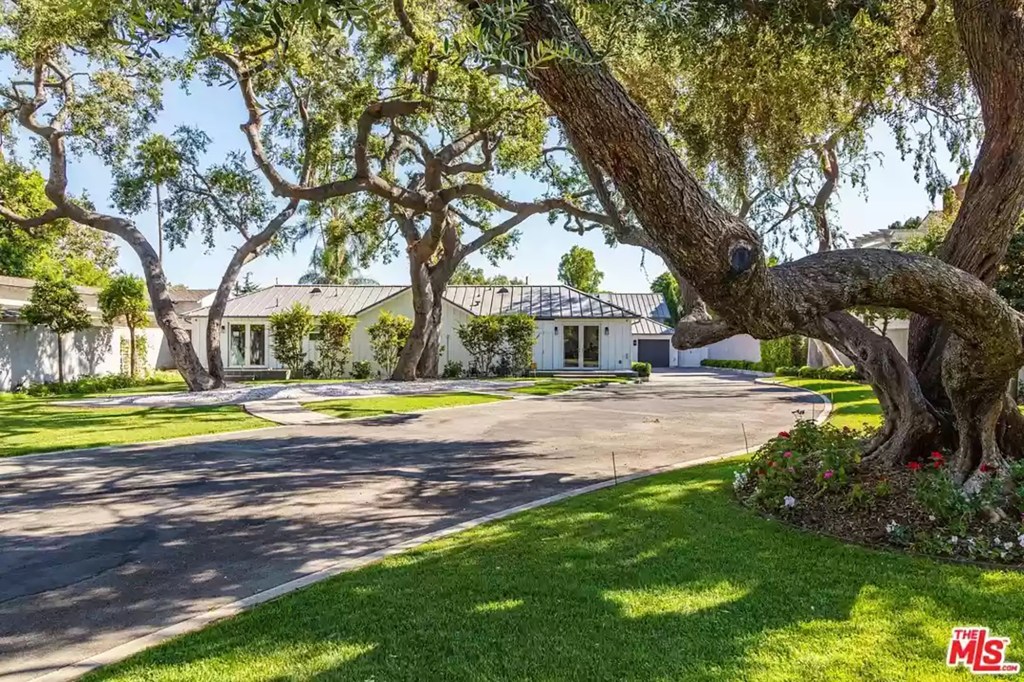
[734,419,1024,566]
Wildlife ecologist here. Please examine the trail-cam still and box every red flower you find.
[778,431,790,439]
[980,463,991,473]
[933,460,942,469]
[930,451,944,461]
[907,462,922,471]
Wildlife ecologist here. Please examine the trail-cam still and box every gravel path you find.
[62,379,534,409]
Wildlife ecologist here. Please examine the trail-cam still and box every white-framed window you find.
[227,323,268,367]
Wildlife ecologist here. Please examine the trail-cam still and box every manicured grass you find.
[508,378,628,396]
[304,392,509,419]
[0,401,269,457]
[775,378,881,430]
[87,458,1024,681]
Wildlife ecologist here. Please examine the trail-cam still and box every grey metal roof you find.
[188,285,408,318]
[444,285,636,319]
[168,287,217,303]
[632,317,674,335]
[190,284,639,320]
[596,292,671,320]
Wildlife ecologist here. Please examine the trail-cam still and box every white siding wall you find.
[0,323,163,391]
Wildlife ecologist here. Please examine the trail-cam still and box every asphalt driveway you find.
[0,370,821,681]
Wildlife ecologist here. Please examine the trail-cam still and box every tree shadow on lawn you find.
[89,462,1024,682]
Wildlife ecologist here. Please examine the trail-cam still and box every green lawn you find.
[508,377,628,396]
[775,378,881,430]
[0,401,269,457]
[87,458,1024,681]
[304,392,509,419]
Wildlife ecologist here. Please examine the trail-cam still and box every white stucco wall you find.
[704,334,762,363]
[0,322,162,391]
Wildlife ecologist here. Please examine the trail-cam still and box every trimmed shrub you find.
[442,360,464,378]
[631,361,652,377]
[499,314,537,376]
[316,311,357,379]
[23,371,180,397]
[269,303,315,375]
[759,336,807,371]
[457,316,503,375]
[367,311,413,378]
[798,365,818,378]
[700,359,766,372]
[351,361,372,380]
[775,365,800,377]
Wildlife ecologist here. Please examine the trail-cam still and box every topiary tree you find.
[457,316,504,376]
[499,314,537,376]
[99,274,149,378]
[367,311,413,379]
[269,303,315,376]
[21,277,91,384]
[316,311,357,379]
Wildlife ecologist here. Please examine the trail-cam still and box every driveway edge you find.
[32,380,831,682]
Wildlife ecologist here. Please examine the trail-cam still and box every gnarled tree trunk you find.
[393,255,434,381]
[483,0,1024,481]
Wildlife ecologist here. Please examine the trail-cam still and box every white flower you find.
[1018,534,1024,548]
[733,471,748,491]
[886,520,900,534]
[928,515,936,522]
[950,536,959,545]
[1004,542,1015,551]
[783,496,797,509]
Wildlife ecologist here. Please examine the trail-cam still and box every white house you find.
[596,292,762,368]
[186,284,761,375]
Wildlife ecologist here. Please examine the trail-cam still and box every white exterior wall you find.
[190,295,636,374]
[705,334,762,363]
[0,322,162,391]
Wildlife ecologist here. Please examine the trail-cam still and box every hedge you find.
[701,359,863,382]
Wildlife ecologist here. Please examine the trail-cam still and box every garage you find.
[637,339,671,367]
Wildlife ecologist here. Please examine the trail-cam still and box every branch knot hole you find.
[728,241,757,278]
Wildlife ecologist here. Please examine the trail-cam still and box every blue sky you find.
[57,78,968,294]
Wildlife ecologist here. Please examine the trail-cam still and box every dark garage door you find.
[637,339,671,367]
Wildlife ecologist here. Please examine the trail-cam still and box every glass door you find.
[583,325,600,368]
[563,325,580,367]
[229,324,246,367]
[249,324,266,366]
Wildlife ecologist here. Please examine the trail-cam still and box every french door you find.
[562,325,600,368]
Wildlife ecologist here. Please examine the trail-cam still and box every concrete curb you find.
[31,380,831,682]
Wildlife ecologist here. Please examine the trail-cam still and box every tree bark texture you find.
[392,255,434,381]
[495,0,1024,477]
[905,0,1024,459]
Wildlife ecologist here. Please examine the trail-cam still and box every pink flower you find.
[778,431,790,439]
[907,462,922,471]
[823,470,834,480]
[783,451,793,459]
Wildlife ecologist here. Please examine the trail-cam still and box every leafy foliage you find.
[269,303,315,374]
[21,277,92,383]
[649,272,680,324]
[557,246,603,292]
[350,360,373,380]
[631,361,651,378]
[498,314,536,376]
[457,315,503,375]
[367,311,413,378]
[233,273,260,296]
[99,274,150,377]
[760,336,807,371]
[316,311,357,378]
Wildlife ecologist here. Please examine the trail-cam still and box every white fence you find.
[0,323,163,391]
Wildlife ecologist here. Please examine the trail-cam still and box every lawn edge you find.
[45,378,831,682]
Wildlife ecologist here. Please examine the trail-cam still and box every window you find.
[249,324,265,366]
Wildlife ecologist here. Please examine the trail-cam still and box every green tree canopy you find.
[99,274,150,377]
[650,272,681,325]
[557,246,604,292]
[21,276,92,384]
